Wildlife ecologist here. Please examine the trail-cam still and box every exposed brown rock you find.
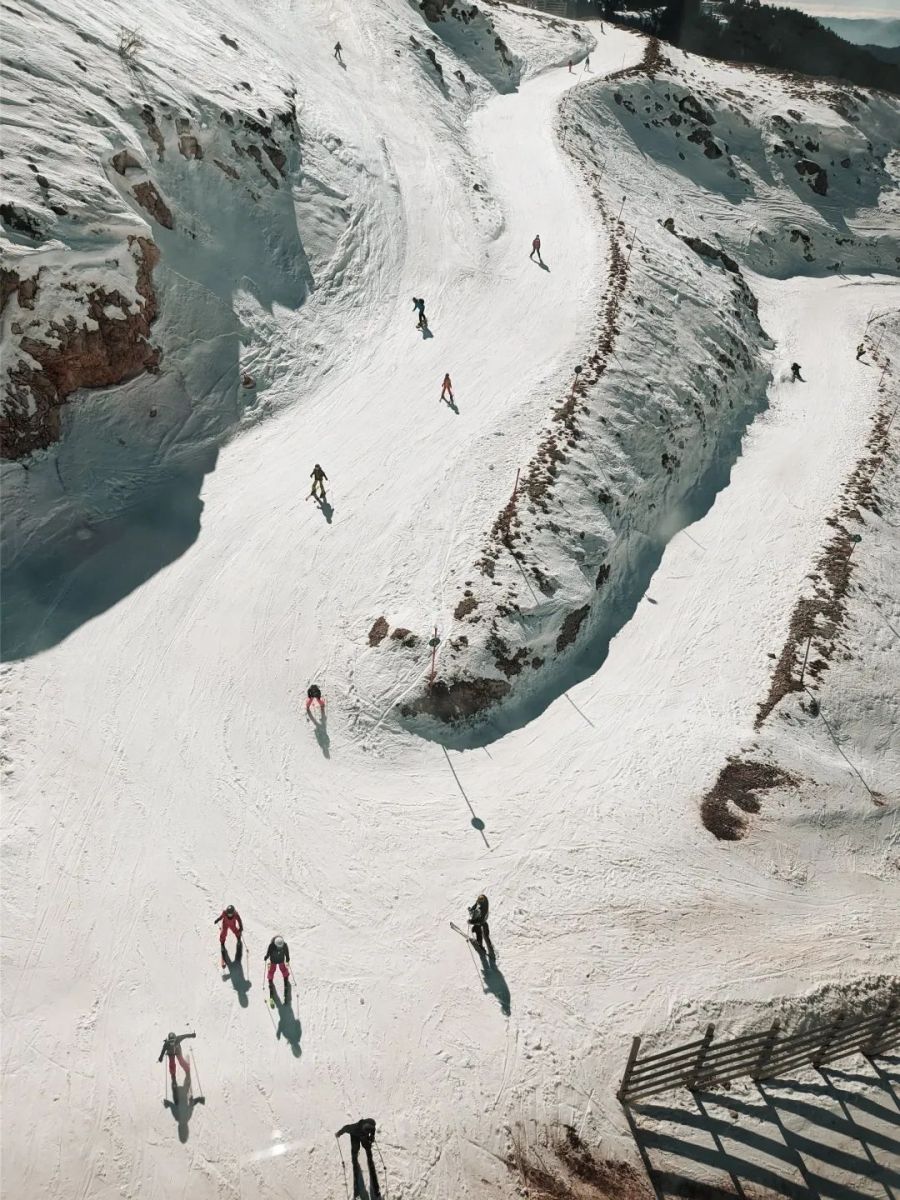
[390,627,418,647]
[1,238,161,460]
[368,617,389,647]
[701,758,799,840]
[556,605,590,653]
[400,676,511,723]
[111,149,143,175]
[140,105,165,160]
[213,158,240,180]
[0,268,40,315]
[132,181,174,229]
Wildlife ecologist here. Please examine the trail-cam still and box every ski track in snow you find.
[2,7,899,1200]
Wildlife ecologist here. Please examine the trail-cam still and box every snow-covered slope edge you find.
[385,39,900,742]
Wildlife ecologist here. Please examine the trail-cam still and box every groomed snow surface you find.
[2,1,899,1198]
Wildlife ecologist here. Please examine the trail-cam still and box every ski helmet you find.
[167,1031,176,1042]
[225,905,235,917]
[274,936,285,949]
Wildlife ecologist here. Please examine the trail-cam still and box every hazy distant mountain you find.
[819,16,900,47]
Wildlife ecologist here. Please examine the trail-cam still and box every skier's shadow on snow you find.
[308,710,331,759]
[314,495,334,524]
[273,991,303,1057]
[163,1082,205,1144]
[221,945,252,1007]
[536,260,550,273]
[420,326,434,340]
[478,951,511,1016]
[443,398,459,416]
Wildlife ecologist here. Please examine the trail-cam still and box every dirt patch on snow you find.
[400,676,510,723]
[701,758,800,840]
[368,617,389,646]
[507,1124,652,1199]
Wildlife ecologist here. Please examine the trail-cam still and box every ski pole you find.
[336,1137,350,1200]
[375,1142,389,1199]
[189,1046,203,1099]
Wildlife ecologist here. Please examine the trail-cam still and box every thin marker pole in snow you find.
[428,627,440,688]
[625,228,639,270]
[798,634,813,688]
[616,195,626,225]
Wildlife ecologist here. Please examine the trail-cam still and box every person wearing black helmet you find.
[264,935,291,1001]
[214,905,243,958]
[467,893,494,959]
[157,1030,195,1096]
[336,1117,381,1198]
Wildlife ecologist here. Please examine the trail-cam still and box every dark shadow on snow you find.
[221,943,252,1007]
[163,1081,205,1144]
[420,325,434,340]
[272,985,302,1057]
[478,951,511,1017]
[1,453,214,661]
[313,495,334,524]
[623,1065,900,1200]
[307,708,331,758]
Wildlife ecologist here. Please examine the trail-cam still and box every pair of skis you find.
[450,922,497,961]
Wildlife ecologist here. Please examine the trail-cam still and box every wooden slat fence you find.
[618,987,899,1105]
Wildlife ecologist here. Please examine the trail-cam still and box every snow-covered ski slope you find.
[2,0,899,1197]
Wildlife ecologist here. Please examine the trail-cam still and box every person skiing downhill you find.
[529,235,542,264]
[264,936,291,998]
[468,893,494,959]
[440,373,453,403]
[790,362,805,382]
[336,1118,381,1199]
[412,297,427,329]
[214,905,243,955]
[310,463,328,500]
[568,59,573,73]
[158,1031,195,1094]
[334,41,343,63]
[306,683,325,713]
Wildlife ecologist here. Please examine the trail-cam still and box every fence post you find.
[751,1019,780,1081]
[617,1036,642,1104]
[813,1010,846,1066]
[688,1025,716,1090]
[862,992,898,1058]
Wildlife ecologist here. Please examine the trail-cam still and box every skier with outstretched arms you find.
[336,1117,381,1198]
[158,1030,195,1098]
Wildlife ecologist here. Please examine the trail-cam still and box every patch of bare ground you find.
[701,758,800,840]
[755,335,896,727]
[507,1125,652,1200]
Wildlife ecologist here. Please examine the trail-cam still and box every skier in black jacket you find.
[468,893,494,959]
[336,1117,381,1198]
[310,463,328,500]
[264,935,291,996]
[158,1030,195,1093]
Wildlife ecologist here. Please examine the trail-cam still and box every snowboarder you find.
[306,683,325,713]
[336,1118,381,1199]
[412,297,427,329]
[790,362,805,382]
[214,905,243,954]
[568,59,573,73]
[310,463,328,500]
[158,1030,196,1093]
[468,893,494,959]
[334,41,343,64]
[529,234,542,264]
[440,373,453,403]
[264,935,291,996]
[856,343,866,361]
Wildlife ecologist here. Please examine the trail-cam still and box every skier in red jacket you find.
[214,905,243,953]
[529,234,543,264]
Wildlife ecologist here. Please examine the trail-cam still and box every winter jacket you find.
[311,466,327,482]
[307,685,322,700]
[265,939,290,965]
[214,908,243,931]
[337,1118,376,1147]
[158,1032,195,1061]
[468,895,489,927]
